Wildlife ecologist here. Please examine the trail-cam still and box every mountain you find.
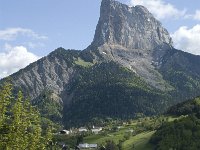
[84,0,173,90]
[2,0,200,127]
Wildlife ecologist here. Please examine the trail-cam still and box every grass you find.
[84,131,125,144]
[55,116,186,150]
[84,126,131,143]
[84,122,155,149]
[74,57,93,67]
[84,129,155,150]
[165,115,187,122]
[123,131,155,150]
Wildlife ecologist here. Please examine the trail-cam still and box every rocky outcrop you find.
[91,0,172,50]
[10,48,79,102]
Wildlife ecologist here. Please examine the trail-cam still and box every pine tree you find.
[0,82,12,149]
[0,82,52,149]
[8,91,26,149]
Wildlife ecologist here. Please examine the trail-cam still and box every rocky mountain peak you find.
[91,0,172,50]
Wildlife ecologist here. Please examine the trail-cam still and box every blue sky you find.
[0,0,200,78]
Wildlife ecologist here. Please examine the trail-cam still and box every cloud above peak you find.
[171,24,200,55]
[0,28,47,41]
[129,0,186,20]
[0,44,40,78]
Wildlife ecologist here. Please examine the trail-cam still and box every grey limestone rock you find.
[91,0,172,50]
[10,48,78,102]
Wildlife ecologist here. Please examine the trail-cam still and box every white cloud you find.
[0,44,40,78]
[129,0,186,20]
[0,28,47,41]
[171,24,200,55]
[193,10,200,20]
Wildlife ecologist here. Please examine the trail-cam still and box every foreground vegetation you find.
[0,82,52,149]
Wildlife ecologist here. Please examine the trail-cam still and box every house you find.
[117,126,122,129]
[91,126,102,134]
[78,127,88,132]
[78,143,97,149]
[59,130,70,135]
[126,128,134,133]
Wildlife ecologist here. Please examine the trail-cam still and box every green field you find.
[74,57,93,67]
[84,122,155,150]
[84,129,154,150]
[53,116,184,150]
[123,131,155,150]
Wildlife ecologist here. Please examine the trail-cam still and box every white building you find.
[91,127,102,134]
[78,143,97,149]
[78,127,88,132]
[59,130,70,135]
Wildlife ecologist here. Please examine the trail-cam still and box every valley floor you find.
[53,116,183,150]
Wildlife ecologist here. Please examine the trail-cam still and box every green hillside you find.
[150,96,200,150]
[166,96,200,116]
[63,62,171,127]
[150,115,200,150]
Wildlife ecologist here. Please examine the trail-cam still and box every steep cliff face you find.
[91,0,172,50]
